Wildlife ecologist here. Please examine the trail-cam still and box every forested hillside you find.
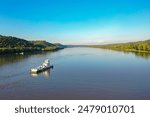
[31,40,55,48]
[0,35,34,48]
[0,35,65,54]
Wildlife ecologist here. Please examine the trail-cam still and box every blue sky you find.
[0,0,150,44]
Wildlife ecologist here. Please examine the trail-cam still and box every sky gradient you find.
[0,0,150,44]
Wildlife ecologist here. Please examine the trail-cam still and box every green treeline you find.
[91,40,150,53]
[0,35,34,48]
[0,35,65,54]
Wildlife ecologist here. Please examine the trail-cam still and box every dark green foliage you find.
[0,35,34,48]
[0,35,65,54]
[0,47,41,54]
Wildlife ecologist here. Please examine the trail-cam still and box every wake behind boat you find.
[30,59,53,73]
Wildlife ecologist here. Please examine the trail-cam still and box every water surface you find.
[0,47,150,99]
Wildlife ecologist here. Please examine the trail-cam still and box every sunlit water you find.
[0,47,150,99]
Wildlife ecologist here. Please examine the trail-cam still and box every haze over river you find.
[0,47,150,99]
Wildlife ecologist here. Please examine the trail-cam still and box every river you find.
[0,47,150,99]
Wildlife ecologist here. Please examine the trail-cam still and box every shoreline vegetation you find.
[89,39,150,54]
[0,35,66,55]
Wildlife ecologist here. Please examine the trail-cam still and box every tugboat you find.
[30,59,53,73]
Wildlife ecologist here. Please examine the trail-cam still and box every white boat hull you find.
[30,59,53,73]
[31,66,53,73]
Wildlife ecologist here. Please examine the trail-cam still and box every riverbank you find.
[0,35,65,55]
[91,45,150,53]
[0,46,64,55]
[89,39,150,54]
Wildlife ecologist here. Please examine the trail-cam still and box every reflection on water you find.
[0,51,54,67]
[30,69,51,78]
[121,51,150,59]
[0,54,29,66]
[134,52,150,59]
[0,47,150,99]
[0,49,150,67]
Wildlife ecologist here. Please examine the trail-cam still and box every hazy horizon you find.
[0,0,150,45]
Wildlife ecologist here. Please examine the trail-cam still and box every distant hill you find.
[31,40,66,51]
[0,35,33,48]
[143,39,150,43]
[0,35,65,54]
[31,40,55,48]
[53,43,67,48]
